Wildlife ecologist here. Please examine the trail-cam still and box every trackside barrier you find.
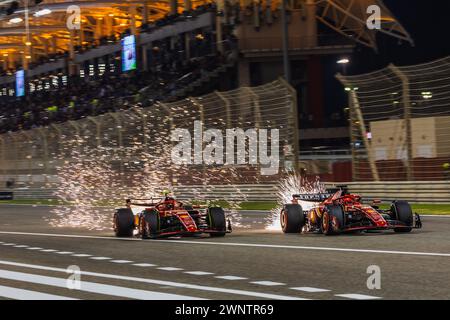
[0,182,449,203]
[0,192,13,200]
[327,181,450,204]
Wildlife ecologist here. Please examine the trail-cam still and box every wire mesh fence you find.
[338,56,450,181]
[0,78,298,201]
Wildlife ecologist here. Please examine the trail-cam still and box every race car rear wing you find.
[292,193,334,202]
[127,198,160,207]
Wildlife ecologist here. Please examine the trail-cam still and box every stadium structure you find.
[0,0,427,200]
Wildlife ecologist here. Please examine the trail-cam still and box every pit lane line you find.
[1,231,449,258]
[0,259,308,300]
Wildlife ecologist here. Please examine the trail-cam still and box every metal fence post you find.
[0,136,5,179]
[109,112,124,184]
[8,133,19,178]
[279,77,300,172]
[87,116,102,148]
[37,127,49,180]
[389,64,413,181]
[349,90,380,181]
[214,90,232,129]
[21,131,34,184]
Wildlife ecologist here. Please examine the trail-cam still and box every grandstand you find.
[0,0,418,197]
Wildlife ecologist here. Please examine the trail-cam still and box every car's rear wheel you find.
[391,201,413,233]
[207,207,226,237]
[113,208,134,237]
[140,209,160,239]
[281,204,305,233]
[322,205,345,235]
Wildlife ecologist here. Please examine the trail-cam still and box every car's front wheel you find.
[391,201,413,233]
[322,205,345,235]
[140,209,160,239]
[207,207,226,237]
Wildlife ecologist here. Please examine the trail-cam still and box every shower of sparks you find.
[47,104,253,231]
[265,172,325,231]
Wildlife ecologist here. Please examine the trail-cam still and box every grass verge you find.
[1,200,449,215]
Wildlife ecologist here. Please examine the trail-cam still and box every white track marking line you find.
[0,269,202,300]
[215,276,248,281]
[89,257,112,260]
[40,249,58,252]
[14,245,29,248]
[72,254,92,257]
[56,251,73,255]
[250,281,285,286]
[184,271,215,276]
[132,263,157,267]
[157,267,184,271]
[26,247,43,250]
[111,260,133,264]
[335,293,382,300]
[1,231,448,258]
[0,284,77,300]
[2,243,16,246]
[0,260,309,300]
[290,287,331,293]
[421,215,450,218]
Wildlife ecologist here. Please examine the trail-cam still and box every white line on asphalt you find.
[40,249,58,252]
[0,269,203,300]
[132,263,157,267]
[335,293,382,300]
[421,215,450,218]
[14,245,29,248]
[1,231,449,258]
[72,254,93,257]
[89,257,112,260]
[0,284,78,300]
[184,271,215,276]
[111,260,133,264]
[250,281,285,286]
[2,243,16,246]
[157,267,184,271]
[26,247,43,250]
[215,276,248,281]
[56,251,73,255]
[290,287,331,293]
[0,260,309,300]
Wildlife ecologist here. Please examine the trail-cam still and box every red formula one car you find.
[281,186,422,235]
[113,195,232,239]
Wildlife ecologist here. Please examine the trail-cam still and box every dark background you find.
[350,0,450,74]
[323,0,450,122]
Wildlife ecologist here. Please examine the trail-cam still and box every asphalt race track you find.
[0,204,449,300]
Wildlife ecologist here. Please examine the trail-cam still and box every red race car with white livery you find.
[281,186,422,235]
[114,193,231,239]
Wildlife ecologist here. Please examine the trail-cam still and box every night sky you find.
[323,0,450,117]
[349,0,450,74]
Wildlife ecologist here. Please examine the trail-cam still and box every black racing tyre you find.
[113,208,134,237]
[207,207,226,237]
[280,204,305,234]
[391,201,413,233]
[322,205,345,235]
[141,209,160,239]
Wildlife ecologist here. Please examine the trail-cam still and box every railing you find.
[239,35,354,52]
[2,181,449,204]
